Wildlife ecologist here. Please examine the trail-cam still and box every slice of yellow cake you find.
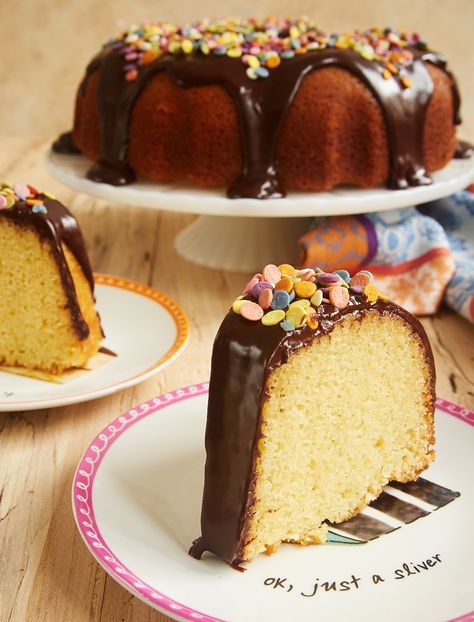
[0,183,103,373]
[190,263,435,568]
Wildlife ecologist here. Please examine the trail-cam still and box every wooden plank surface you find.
[1,136,473,622]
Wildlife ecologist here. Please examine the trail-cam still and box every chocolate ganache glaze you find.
[1,197,96,340]
[189,296,435,568]
[53,22,466,199]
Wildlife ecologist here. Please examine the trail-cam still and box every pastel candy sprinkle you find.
[294,281,316,299]
[232,262,389,332]
[271,289,291,310]
[333,269,350,283]
[316,272,340,285]
[278,263,296,276]
[280,319,295,331]
[310,290,323,306]
[275,277,293,293]
[32,204,48,214]
[350,271,372,289]
[285,305,305,327]
[289,299,310,308]
[261,309,285,326]
[243,275,260,295]
[0,196,7,209]
[232,296,246,313]
[258,288,273,310]
[262,263,281,285]
[240,301,264,321]
[329,285,350,309]
[251,281,273,298]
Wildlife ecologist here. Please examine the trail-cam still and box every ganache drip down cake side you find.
[53,17,471,199]
[0,183,103,373]
[189,263,435,568]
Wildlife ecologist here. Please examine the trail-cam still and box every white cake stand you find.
[46,151,474,271]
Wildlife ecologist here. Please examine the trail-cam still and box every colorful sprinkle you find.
[0,182,52,213]
[275,277,293,293]
[258,288,273,310]
[294,281,317,299]
[310,290,323,307]
[271,289,291,310]
[262,309,285,326]
[240,301,264,321]
[232,262,390,332]
[329,285,350,309]
[105,19,426,85]
[262,263,282,285]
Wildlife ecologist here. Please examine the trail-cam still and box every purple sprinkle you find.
[125,52,139,61]
[123,63,137,72]
[319,287,330,297]
[350,285,364,294]
[251,281,273,298]
[316,272,340,285]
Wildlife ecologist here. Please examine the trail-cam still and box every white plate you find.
[0,275,189,411]
[72,384,474,622]
[47,150,474,217]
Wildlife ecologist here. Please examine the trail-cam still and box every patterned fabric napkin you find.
[299,188,474,322]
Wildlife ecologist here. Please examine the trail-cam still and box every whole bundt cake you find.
[189,263,435,567]
[54,17,468,199]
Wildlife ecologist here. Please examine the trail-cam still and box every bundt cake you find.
[0,183,103,373]
[54,17,469,199]
[189,263,435,567]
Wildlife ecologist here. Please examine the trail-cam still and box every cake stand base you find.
[174,215,313,272]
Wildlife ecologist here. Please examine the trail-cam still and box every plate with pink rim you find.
[72,383,474,622]
[0,275,189,411]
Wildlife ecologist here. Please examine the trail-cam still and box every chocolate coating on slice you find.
[189,296,435,568]
[1,197,95,340]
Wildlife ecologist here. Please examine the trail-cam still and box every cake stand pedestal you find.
[46,151,474,272]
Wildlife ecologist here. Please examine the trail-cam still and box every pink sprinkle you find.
[262,264,281,285]
[240,301,264,321]
[243,276,260,295]
[13,184,30,197]
[125,69,138,81]
[258,288,273,310]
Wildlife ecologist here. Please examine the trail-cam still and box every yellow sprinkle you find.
[261,309,285,326]
[227,47,242,58]
[294,281,317,299]
[306,311,319,330]
[278,263,296,276]
[401,76,412,88]
[382,69,391,80]
[43,191,56,199]
[181,39,194,54]
[289,299,311,309]
[289,26,300,39]
[285,305,305,327]
[232,296,246,313]
[247,55,260,68]
[364,283,380,302]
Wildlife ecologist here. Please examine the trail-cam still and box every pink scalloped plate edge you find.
[72,385,474,622]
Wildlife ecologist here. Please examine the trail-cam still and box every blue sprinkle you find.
[32,204,47,214]
[255,66,270,78]
[333,269,350,283]
[280,320,295,331]
[288,288,295,302]
[271,290,290,310]
[291,39,301,49]
[281,50,295,59]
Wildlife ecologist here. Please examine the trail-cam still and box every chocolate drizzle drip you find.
[1,198,95,340]
[188,297,435,568]
[53,42,464,199]
[52,131,81,154]
[454,139,474,159]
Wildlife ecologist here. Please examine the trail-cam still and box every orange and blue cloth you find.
[299,188,474,322]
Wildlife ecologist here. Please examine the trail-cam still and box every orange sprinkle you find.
[294,281,317,299]
[275,277,293,293]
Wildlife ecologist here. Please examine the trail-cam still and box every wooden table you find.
[1,136,473,622]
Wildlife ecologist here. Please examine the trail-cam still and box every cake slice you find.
[190,263,435,568]
[0,183,103,373]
